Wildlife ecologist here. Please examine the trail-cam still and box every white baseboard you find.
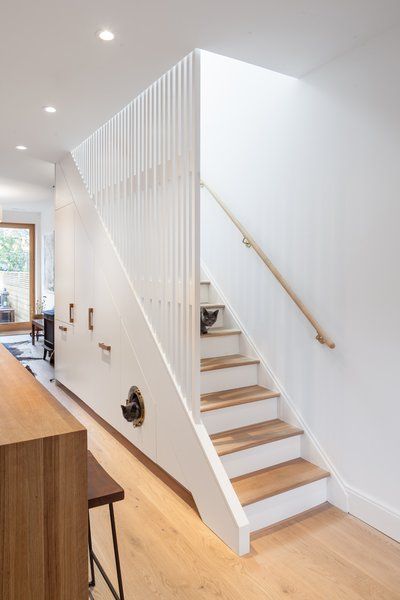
[348,487,400,543]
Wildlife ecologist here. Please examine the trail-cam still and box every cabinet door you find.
[55,204,75,325]
[73,211,95,404]
[55,321,75,389]
[91,267,121,423]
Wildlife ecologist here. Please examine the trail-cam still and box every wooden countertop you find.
[0,343,85,446]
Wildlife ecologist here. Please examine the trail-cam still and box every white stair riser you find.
[201,306,224,329]
[200,333,240,359]
[203,397,278,435]
[201,364,258,394]
[244,479,328,533]
[200,283,210,303]
[221,434,300,478]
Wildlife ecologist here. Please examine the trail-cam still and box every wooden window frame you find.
[0,222,35,332]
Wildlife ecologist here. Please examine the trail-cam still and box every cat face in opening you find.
[121,386,145,427]
[121,400,141,423]
[200,307,219,334]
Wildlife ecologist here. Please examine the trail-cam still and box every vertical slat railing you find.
[71,52,200,419]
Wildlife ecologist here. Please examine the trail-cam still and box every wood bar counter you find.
[0,345,87,599]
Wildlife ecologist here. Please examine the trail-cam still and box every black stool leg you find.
[109,503,125,600]
[88,514,96,588]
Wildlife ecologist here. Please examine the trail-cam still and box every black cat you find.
[200,307,219,334]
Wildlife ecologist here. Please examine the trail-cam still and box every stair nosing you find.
[200,302,225,308]
[201,385,280,412]
[231,458,330,506]
[201,354,260,372]
[211,419,304,456]
[201,328,241,338]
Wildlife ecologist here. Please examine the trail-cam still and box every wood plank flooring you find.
[23,349,400,600]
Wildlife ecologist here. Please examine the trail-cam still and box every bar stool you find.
[87,450,125,600]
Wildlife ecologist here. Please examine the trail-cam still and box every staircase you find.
[67,47,335,552]
[200,280,330,534]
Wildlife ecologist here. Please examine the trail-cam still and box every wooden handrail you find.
[200,181,335,349]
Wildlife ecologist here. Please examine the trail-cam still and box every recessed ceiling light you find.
[43,106,57,113]
[15,145,27,150]
[98,29,114,41]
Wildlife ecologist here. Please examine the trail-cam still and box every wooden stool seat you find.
[88,450,124,508]
[87,450,125,600]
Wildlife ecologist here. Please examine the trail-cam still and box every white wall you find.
[40,200,55,309]
[200,31,400,541]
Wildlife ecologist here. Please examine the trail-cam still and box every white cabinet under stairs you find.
[199,279,330,534]
[54,174,158,459]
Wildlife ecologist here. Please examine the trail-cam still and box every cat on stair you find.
[200,307,219,334]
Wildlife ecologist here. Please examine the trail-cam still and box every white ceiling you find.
[1,0,400,207]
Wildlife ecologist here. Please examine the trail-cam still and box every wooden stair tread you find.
[231,458,330,506]
[201,354,259,372]
[200,302,225,309]
[201,385,279,412]
[211,419,303,456]
[201,328,241,338]
[200,280,210,285]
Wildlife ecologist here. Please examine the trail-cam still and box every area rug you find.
[1,339,46,378]
[2,340,44,361]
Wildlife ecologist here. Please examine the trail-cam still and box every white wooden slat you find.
[71,51,200,416]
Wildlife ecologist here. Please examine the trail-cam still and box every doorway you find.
[0,223,35,331]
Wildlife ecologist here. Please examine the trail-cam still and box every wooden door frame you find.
[0,222,35,332]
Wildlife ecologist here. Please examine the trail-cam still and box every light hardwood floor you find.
[12,346,400,600]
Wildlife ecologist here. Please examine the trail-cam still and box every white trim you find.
[348,487,400,543]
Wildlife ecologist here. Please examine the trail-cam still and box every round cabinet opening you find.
[121,386,145,427]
